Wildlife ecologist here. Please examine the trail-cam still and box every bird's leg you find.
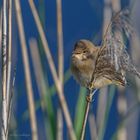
[86,88,98,102]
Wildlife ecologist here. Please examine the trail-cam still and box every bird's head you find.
[72,39,98,65]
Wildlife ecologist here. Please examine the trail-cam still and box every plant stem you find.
[56,0,64,139]
[88,113,98,140]
[80,100,90,140]
[28,1,76,140]
[6,0,12,107]
[57,108,63,140]
[29,38,55,140]
[1,0,8,139]
[5,0,12,139]
[56,0,64,85]
[14,0,38,140]
[80,89,96,140]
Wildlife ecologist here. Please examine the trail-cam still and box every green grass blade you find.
[74,87,87,140]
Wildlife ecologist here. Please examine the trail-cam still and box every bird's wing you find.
[91,9,133,85]
[91,45,126,86]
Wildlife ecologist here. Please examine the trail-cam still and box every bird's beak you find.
[72,53,82,60]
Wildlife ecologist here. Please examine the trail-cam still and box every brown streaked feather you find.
[91,46,126,88]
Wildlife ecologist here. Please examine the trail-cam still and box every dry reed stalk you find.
[112,0,127,140]
[28,0,58,84]
[28,1,76,140]
[14,0,38,140]
[127,1,140,139]
[117,95,127,140]
[80,89,96,140]
[56,0,64,85]
[29,38,54,140]
[7,0,12,115]
[80,100,90,140]
[96,0,112,133]
[1,0,8,139]
[56,1,64,139]
[96,87,108,130]
[29,39,46,115]
[88,113,98,140]
[29,39,47,139]
[0,10,2,49]
[4,0,13,139]
[57,108,63,140]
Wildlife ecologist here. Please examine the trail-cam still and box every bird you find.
[71,9,140,90]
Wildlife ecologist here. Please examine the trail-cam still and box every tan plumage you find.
[71,39,126,89]
[71,40,100,87]
[71,9,140,90]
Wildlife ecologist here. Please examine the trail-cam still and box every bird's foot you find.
[86,89,98,102]
[86,94,94,102]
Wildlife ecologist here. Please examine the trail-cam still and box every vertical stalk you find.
[97,1,112,140]
[29,38,55,140]
[56,0,64,139]
[57,108,63,140]
[80,99,90,140]
[14,0,38,140]
[80,89,96,140]
[88,113,98,140]
[97,1,122,139]
[56,0,64,85]
[7,0,12,116]
[112,0,127,140]
[130,1,140,138]
[28,1,76,139]
[5,0,13,139]
[1,0,8,139]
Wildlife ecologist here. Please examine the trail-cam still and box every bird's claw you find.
[86,91,95,102]
[86,95,93,102]
[86,88,98,103]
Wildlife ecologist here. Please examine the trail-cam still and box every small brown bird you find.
[71,9,140,90]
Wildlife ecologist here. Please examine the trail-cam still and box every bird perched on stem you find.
[71,9,140,90]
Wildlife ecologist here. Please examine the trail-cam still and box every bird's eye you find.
[83,50,88,53]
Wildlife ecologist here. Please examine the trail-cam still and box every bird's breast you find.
[71,60,94,87]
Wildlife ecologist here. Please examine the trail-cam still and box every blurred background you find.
[0,0,140,140]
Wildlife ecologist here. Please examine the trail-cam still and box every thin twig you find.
[14,1,38,140]
[28,1,76,140]
[80,89,96,140]
[1,0,8,139]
